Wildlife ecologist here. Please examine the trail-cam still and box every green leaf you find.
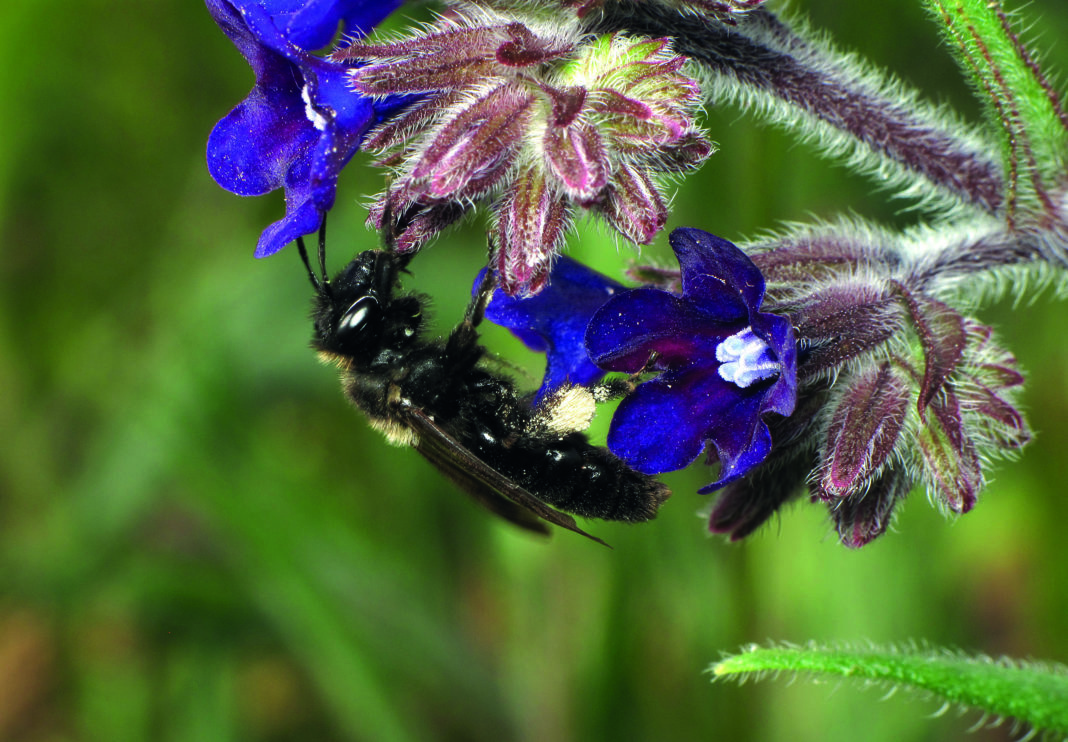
[712,642,1068,735]
[925,0,1068,225]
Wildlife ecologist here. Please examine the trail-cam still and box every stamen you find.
[716,327,780,387]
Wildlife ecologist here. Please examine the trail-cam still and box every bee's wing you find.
[406,409,610,547]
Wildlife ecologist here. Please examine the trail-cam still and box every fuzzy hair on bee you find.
[298,227,670,545]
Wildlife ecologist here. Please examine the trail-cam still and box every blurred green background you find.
[2,1,1067,740]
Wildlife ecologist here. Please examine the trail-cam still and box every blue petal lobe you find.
[607,368,761,475]
[481,257,624,400]
[670,227,765,321]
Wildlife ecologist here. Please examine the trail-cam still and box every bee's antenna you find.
[297,220,332,297]
[296,236,321,293]
[316,220,331,295]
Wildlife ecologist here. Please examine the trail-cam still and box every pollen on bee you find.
[531,384,597,435]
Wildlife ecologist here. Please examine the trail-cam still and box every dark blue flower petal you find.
[670,227,765,322]
[607,366,765,475]
[586,286,729,372]
[700,409,772,490]
[480,257,624,400]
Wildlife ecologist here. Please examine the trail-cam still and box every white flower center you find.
[716,327,780,388]
[302,84,328,131]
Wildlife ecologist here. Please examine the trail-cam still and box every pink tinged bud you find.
[901,287,967,415]
[831,469,912,548]
[410,84,535,200]
[818,364,909,498]
[636,132,714,173]
[596,163,668,245]
[543,122,610,200]
[496,166,572,296]
[593,89,654,121]
[546,86,587,127]
[363,91,464,153]
[332,28,498,64]
[916,386,981,514]
[562,0,604,17]
[593,91,691,146]
[963,385,1031,449]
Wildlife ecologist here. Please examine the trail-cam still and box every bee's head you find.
[308,250,392,354]
[298,221,423,359]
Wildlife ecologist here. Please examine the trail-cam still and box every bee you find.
[298,228,670,545]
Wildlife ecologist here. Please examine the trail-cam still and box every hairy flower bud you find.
[915,385,982,513]
[334,6,711,294]
[830,468,913,548]
[562,0,767,24]
[816,363,910,499]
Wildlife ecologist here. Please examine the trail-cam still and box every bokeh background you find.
[3,1,1067,740]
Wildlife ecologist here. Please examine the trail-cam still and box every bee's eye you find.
[339,296,379,334]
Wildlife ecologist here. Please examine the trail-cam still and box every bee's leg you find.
[590,377,636,403]
[466,264,497,329]
[442,259,496,369]
[589,351,659,402]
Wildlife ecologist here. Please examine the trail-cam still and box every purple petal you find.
[585,287,728,373]
[670,228,765,321]
[206,0,409,257]
[699,415,771,490]
[261,0,403,50]
[480,257,624,400]
[207,73,314,198]
[607,367,764,477]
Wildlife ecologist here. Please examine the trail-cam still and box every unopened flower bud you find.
[817,363,909,499]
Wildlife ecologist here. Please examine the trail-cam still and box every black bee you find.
[298,229,670,545]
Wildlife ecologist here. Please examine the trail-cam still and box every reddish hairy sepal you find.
[817,363,909,498]
[362,91,464,153]
[367,200,469,253]
[789,282,902,378]
[830,469,912,548]
[496,166,572,296]
[351,58,499,96]
[408,84,535,200]
[629,132,713,173]
[497,22,575,67]
[543,122,610,200]
[595,163,667,244]
[333,26,499,65]
[752,232,898,284]
[916,386,981,513]
[900,286,967,415]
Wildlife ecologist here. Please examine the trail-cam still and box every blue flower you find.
[479,257,624,403]
[585,227,797,490]
[205,0,407,258]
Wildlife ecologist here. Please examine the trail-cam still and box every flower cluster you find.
[334,5,710,295]
[205,0,1068,547]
